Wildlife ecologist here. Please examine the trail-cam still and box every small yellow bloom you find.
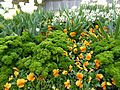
[62,70,68,75]
[69,32,76,37]
[13,67,19,71]
[89,28,95,33]
[84,40,90,46]
[64,80,71,89]
[48,25,53,31]
[80,46,86,52]
[107,82,112,86]
[4,82,11,90]
[96,74,103,81]
[69,65,73,72]
[53,69,59,77]
[95,25,99,29]
[27,73,35,81]
[101,82,106,90]
[63,29,67,34]
[14,71,19,77]
[75,61,81,66]
[76,80,83,88]
[68,46,73,51]
[86,53,91,60]
[64,51,68,56]
[17,79,27,88]
[9,75,13,81]
[73,48,78,54]
[78,53,84,59]
[76,73,83,80]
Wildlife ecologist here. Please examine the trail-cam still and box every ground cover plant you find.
[0,0,120,90]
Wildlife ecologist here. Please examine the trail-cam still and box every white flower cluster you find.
[0,0,43,20]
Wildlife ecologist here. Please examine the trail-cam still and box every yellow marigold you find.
[94,59,100,69]
[63,29,67,34]
[75,61,81,66]
[76,57,79,62]
[89,28,95,33]
[83,61,89,67]
[17,79,27,88]
[107,82,112,86]
[62,70,68,75]
[73,44,77,48]
[95,25,99,29]
[4,82,11,90]
[76,73,83,80]
[9,75,13,81]
[96,74,103,81]
[73,48,78,54]
[48,25,53,31]
[64,51,68,56]
[84,40,90,46]
[27,73,35,81]
[69,65,73,72]
[53,69,59,77]
[14,71,19,77]
[68,46,73,51]
[13,67,19,71]
[76,80,83,88]
[80,46,86,52]
[90,51,93,54]
[78,53,84,59]
[86,53,91,60]
[88,76,92,83]
[64,80,71,89]
[101,82,106,90]
[69,32,76,37]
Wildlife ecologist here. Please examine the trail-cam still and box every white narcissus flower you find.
[3,12,13,20]
[54,11,60,17]
[97,0,107,6]
[4,0,12,3]
[36,28,40,32]
[8,9,17,16]
[81,0,90,4]
[37,0,42,4]
[19,2,25,7]
[0,8,5,15]
[0,2,13,9]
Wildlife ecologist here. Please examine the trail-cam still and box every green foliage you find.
[92,37,120,87]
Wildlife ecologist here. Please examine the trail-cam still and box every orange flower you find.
[86,53,91,60]
[94,59,100,69]
[27,73,35,81]
[64,80,71,89]
[101,82,106,90]
[4,83,11,90]
[69,65,73,72]
[53,69,59,77]
[78,53,84,59]
[62,70,68,75]
[89,28,95,33]
[17,79,27,88]
[48,25,53,30]
[70,32,76,37]
[80,46,86,52]
[76,73,83,80]
[84,40,90,46]
[96,74,103,81]
[95,25,99,29]
[112,79,116,85]
[83,61,89,67]
[81,32,85,37]
[76,80,83,88]
[63,29,67,34]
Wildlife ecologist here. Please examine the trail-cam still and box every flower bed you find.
[0,0,120,90]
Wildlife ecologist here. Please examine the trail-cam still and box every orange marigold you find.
[4,83,11,90]
[80,46,86,52]
[96,74,103,81]
[76,73,83,80]
[94,59,100,69]
[86,53,91,60]
[70,32,76,37]
[62,70,68,75]
[27,73,35,81]
[63,29,67,34]
[17,79,27,88]
[78,53,84,59]
[64,80,71,89]
[101,82,106,90]
[53,69,59,77]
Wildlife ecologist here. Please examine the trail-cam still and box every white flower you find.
[109,3,112,7]
[0,2,13,9]
[29,0,35,5]
[8,9,17,16]
[36,28,40,32]
[3,12,13,20]
[37,0,42,4]
[4,0,12,3]
[71,6,77,10]
[19,2,25,7]
[54,11,60,17]
[97,0,107,6]
[81,0,90,4]
[0,8,5,15]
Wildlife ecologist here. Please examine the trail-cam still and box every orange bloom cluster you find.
[86,53,91,60]
[64,80,71,89]
[80,46,86,52]
[27,73,35,81]
[94,59,100,69]
[53,69,59,77]
[70,32,76,37]
[96,74,103,81]
[17,79,27,88]
[76,73,83,80]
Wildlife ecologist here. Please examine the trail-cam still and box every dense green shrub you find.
[91,38,120,87]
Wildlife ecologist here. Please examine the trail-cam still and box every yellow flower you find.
[48,25,53,31]
[63,29,67,34]
[69,32,76,37]
[13,67,19,71]
[76,80,83,88]
[96,74,103,81]
[73,48,78,54]
[89,28,95,33]
[53,69,59,77]
[80,46,86,52]
[101,82,106,90]
[68,46,73,51]
[76,73,83,80]
[9,75,13,81]
[78,53,84,59]
[112,78,116,85]
[84,40,90,46]
[27,73,35,81]
[69,65,73,72]
[64,51,68,56]
[95,25,99,29]
[83,61,89,67]
[86,53,91,60]
[75,61,81,66]
[62,70,68,75]
[88,76,92,83]
[17,79,27,88]
[64,80,71,89]
[14,71,19,77]
[90,51,93,54]
[4,82,11,90]
[107,82,112,86]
